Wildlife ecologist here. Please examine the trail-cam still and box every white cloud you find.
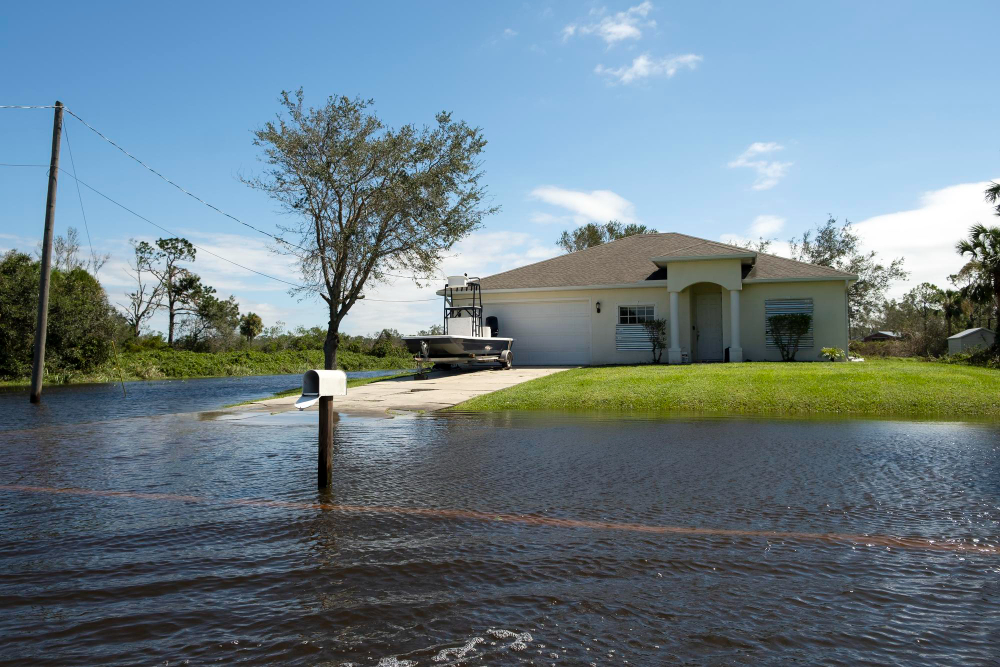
[563,1,655,44]
[852,180,999,298]
[0,232,39,254]
[728,142,792,190]
[529,211,571,225]
[341,231,560,336]
[749,214,786,236]
[530,185,638,224]
[503,28,518,39]
[718,233,793,258]
[594,53,702,84]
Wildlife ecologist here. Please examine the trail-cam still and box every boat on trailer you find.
[403,275,514,374]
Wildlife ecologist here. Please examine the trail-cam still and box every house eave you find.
[742,275,858,284]
[438,280,671,296]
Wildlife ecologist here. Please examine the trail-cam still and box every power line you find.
[0,105,59,109]
[3,104,446,296]
[4,105,444,283]
[61,108,445,283]
[62,122,100,276]
[61,107,309,252]
[56,168,316,291]
[50,168,440,303]
[1,161,437,282]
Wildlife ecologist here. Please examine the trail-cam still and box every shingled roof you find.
[478,232,855,290]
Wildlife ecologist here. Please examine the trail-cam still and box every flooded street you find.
[1,377,999,665]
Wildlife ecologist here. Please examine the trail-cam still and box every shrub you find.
[767,313,812,361]
[945,342,1000,369]
[0,250,38,379]
[642,318,668,364]
[849,334,945,359]
[821,347,846,361]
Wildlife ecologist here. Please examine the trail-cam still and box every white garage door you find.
[485,300,591,366]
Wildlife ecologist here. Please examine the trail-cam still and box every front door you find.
[695,293,723,361]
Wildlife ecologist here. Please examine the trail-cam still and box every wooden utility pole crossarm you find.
[29,101,64,404]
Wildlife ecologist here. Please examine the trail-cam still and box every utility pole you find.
[29,101,64,404]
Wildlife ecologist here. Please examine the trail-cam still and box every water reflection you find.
[0,378,998,664]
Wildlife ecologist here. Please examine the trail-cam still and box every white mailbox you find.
[295,369,347,410]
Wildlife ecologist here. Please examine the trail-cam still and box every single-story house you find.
[466,232,857,365]
[947,327,995,355]
[862,330,904,342]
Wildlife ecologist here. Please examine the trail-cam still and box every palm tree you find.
[940,289,964,336]
[956,223,1000,327]
[986,181,1000,215]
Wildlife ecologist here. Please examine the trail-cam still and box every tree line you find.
[0,227,423,381]
[122,236,256,347]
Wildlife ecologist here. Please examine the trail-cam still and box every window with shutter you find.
[765,298,814,348]
[616,305,656,350]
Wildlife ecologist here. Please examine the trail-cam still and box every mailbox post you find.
[296,370,347,488]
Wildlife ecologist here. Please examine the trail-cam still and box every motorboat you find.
[403,275,514,372]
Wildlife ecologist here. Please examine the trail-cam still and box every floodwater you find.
[1,377,999,665]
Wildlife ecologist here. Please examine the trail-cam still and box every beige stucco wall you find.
[472,276,849,365]
[665,259,743,292]
[739,280,850,361]
[469,286,670,365]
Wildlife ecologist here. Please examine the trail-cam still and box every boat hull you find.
[402,335,513,358]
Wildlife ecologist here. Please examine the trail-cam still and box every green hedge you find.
[2,347,413,385]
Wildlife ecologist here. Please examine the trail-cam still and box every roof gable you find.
[478,232,856,290]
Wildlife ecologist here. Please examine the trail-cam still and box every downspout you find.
[844,279,851,355]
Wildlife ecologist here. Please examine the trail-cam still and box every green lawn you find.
[454,359,1000,419]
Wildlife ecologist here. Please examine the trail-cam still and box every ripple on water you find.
[0,381,999,664]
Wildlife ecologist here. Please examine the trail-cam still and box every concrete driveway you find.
[242,367,567,416]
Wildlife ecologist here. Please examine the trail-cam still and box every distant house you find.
[947,328,996,355]
[862,331,904,342]
[457,233,857,365]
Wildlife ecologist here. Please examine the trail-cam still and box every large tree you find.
[904,282,944,355]
[789,217,908,338]
[121,239,164,338]
[146,237,203,345]
[956,223,1000,328]
[180,290,240,350]
[246,90,496,369]
[940,288,964,336]
[44,226,109,274]
[558,220,656,253]
[240,312,264,342]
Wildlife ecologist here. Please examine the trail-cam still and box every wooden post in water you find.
[318,396,334,488]
[30,101,64,404]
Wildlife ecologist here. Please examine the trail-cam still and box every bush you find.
[945,343,1000,369]
[849,332,947,359]
[642,318,668,364]
[768,313,812,361]
[0,253,119,379]
[0,251,38,379]
[821,347,846,361]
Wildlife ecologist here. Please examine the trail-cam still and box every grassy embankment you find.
[0,348,413,387]
[455,358,1000,419]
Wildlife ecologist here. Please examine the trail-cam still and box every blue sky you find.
[2,1,998,335]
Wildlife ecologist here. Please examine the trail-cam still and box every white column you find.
[667,291,682,364]
[729,289,743,362]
